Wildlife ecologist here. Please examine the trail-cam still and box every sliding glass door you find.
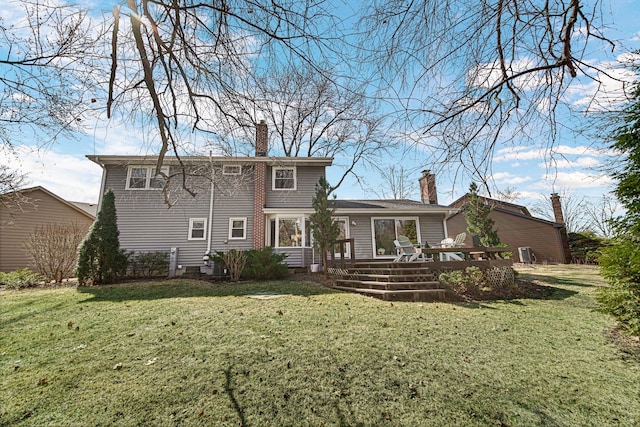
[372,217,419,258]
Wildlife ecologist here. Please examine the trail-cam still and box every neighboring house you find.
[0,186,96,272]
[446,194,571,264]
[87,122,455,273]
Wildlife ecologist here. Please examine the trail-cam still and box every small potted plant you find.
[377,248,386,255]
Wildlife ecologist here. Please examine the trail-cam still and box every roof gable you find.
[449,194,532,217]
[1,186,96,220]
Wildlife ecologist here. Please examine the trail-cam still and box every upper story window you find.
[273,166,296,190]
[223,164,241,175]
[126,166,168,190]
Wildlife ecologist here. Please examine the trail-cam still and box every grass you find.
[1,265,639,426]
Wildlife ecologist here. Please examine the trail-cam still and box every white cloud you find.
[488,171,532,185]
[566,56,639,112]
[0,145,102,202]
[540,157,601,169]
[495,144,609,162]
[536,171,614,190]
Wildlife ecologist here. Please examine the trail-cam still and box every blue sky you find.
[1,0,639,211]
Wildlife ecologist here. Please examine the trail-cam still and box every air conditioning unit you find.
[518,247,533,264]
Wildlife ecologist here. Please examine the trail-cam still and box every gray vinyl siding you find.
[421,213,448,247]
[104,163,255,267]
[339,213,446,259]
[265,165,324,208]
[273,247,312,268]
[345,214,374,259]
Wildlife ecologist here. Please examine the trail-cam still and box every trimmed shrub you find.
[243,247,289,280]
[127,251,169,278]
[439,267,487,296]
[0,268,43,289]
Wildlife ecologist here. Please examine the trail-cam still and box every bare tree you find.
[1,1,627,206]
[368,164,414,200]
[0,165,30,223]
[106,0,347,202]
[495,187,521,204]
[583,194,620,238]
[24,222,90,283]
[0,165,28,198]
[204,63,392,191]
[357,0,620,183]
[530,189,592,233]
[0,2,102,145]
[0,1,103,202]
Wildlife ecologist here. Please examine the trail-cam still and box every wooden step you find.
[333,286,447,302]
[335,279,442,290]
[350,273,437,282]
[332,267,437,275]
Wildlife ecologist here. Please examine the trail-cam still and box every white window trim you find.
[370,216,421,259]
[223,164,241,175]
[332,216,351,258]
[125,166,169,190]
[272,214,308,248]
[188,218,207,241]
[272,166,297,190]
[228,217,247,240]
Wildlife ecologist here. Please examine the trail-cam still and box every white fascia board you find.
[333,208,457,215]
[86,155,333,167]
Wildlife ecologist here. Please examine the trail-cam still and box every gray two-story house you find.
[88,122,455,273]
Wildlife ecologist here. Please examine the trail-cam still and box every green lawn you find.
[1,265,639,426]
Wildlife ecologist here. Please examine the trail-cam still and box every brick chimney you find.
[253,121,267,248]
[550,193,565,223]
[418,170,438,204]
[550,193,572,263]
[256,120,268,157]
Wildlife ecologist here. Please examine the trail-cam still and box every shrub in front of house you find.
[439,266,486,297]
[0,268,44,289]
[76,189,128,285]
[211,249,247,282]
[243,247,289,281]
[126,250,169,278]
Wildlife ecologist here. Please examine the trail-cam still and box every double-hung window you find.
[223,164,241,175]
[188,218,207,240]
[228,217,247,240]
[273,167,296,190]
[126,166,168,190]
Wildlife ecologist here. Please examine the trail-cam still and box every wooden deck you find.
[326,258,513,302]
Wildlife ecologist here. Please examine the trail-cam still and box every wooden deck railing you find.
[421,246,511,261]
[327,238,355,267]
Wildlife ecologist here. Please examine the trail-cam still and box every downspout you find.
[206,152,215,260]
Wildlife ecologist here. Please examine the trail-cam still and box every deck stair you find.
[328,261,448,301]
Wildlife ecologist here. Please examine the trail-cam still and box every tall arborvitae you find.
[464,182,501,247]
[76,189,128,284]
[309,177,340,272]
